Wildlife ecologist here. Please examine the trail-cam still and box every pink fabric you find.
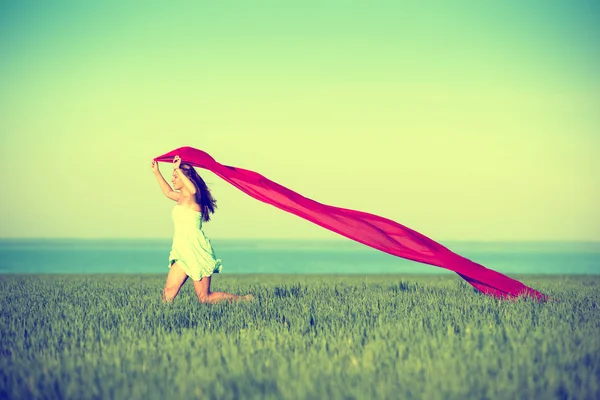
[155,146,547,300]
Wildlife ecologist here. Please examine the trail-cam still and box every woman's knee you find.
[193,277,211,303]
[162,284,181,300]
[195,288,210,303]
[163,285,177,295]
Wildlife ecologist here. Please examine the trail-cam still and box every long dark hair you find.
[179,163,217,222]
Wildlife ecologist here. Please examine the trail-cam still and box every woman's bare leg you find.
[192,276,253,304]
[162,262,189,302]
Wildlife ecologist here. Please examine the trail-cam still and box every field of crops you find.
[1,274,598,399]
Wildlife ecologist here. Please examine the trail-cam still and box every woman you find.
[151,155,253,303]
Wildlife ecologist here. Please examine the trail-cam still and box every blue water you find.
[0,239,598,275]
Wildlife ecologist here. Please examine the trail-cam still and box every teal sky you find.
[1,0,598,241]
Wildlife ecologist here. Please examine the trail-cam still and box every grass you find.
[1,274,599,399]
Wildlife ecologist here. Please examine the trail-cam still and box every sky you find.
[1,0,598,241]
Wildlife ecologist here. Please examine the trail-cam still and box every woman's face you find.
[171,171,183,190]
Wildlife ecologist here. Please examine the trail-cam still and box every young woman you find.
[151,156,253,303]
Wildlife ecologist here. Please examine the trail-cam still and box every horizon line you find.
[1,237,599,244]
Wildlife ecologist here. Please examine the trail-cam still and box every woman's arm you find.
[151,160,181,201]
[173,156,197,195]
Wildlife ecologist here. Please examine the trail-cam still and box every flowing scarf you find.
[155,146,546,300]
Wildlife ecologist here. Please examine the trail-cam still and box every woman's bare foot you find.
[243,294,255,301]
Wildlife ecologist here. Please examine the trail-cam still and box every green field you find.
[1,274,598,399]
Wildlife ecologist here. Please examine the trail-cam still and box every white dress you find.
[168,205,222,280]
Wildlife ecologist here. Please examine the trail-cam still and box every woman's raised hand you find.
[173,155,182,169]
[151,160,160,173]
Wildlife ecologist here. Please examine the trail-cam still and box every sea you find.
[0,239,599,276]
